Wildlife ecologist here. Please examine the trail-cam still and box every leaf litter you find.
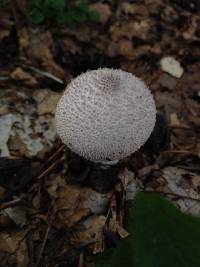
[0,0,200,266]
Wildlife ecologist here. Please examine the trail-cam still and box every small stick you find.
[46,144,65,164]
[78,251,84,267]
[163,150,198,155]
[0,198,24,210]
[18,63,64,84]
[34,223,51,267]
[169,124,191,130]
[36,158,62,181]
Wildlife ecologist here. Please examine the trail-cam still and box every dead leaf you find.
[71,215,106,246]
[121,3,148,16]
[110,20,151,41]
[118,168,139,200]
[158,73,177,90]
[62,209,90,228]
[170,113,181,126]
[0,229,28,254]
[16,240,29,267]
[162,167,200,215]
[61,37,82,55]
[26,31,65,79]
[3,206,27,227]
[108,218,129,239]
[118,39,134,57]
[183,17,198,40]
[0,15,13,40]
[191,175,200,189]
[18,27,29,53]
[46,177,112,228]
[33,89,61,115]
[10,67,37,86]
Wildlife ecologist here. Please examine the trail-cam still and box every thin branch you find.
[36,158,62,181]
[0,198,24,210]
[34,223,51,267]
[18,63,64,84]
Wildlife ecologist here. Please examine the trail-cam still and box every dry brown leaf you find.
[18,27,29,53]
[189,115,200,127]
[191,175,200,189]
[0,186,6,197]
[10,67,37,86]
[108,218,129,239]
[170,113,181,126]
[16,240,29,267]
[110,20,151,41]
[158,73,177,90]
[161,167,200,215]
[26,31,65,79]
[45,175,66,198]
[183,17,198,40]
[33,89,61,115]
[61,37,82,55]
[118,168,139,200]
[46,178,111,228]
[3,206,27,227]
[0,214,11,226]
[71,215,106,246]
[121,3,149,16]
[118,39,134,57]
[92,231,104,254]
[0,15,13,40]
[0,229,28,254]
[62,209,90,228]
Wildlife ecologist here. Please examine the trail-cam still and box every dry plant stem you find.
[0,144,64,207]
[36,158,62,181]
[163,150,198,156]
[18,63,64,84]
[0,198,24,210]
[46,143,65,164]
[169,124,191,130]
[78,251,84,267]
[27,233,34,267]
[34,223,51,267]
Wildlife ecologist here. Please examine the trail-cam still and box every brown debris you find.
[0,0,200,266]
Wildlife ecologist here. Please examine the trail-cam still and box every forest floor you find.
[0,1,200,266]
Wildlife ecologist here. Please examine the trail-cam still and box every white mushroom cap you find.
[55,68,156,162]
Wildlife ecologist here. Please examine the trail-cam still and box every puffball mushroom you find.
[55,68,156,164]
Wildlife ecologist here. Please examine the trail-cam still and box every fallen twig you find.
[34,223,51,267]
[18,63,64,84]
[0,198,24,210]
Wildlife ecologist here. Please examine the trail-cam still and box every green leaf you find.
[64,9,78,25]
[29,0,43,9]
[88,10,100,22]
[28,8,44,24]
[47,0,65,10]
[74,12,87,23]
[95,192,200,267]
[76,2,90,13]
